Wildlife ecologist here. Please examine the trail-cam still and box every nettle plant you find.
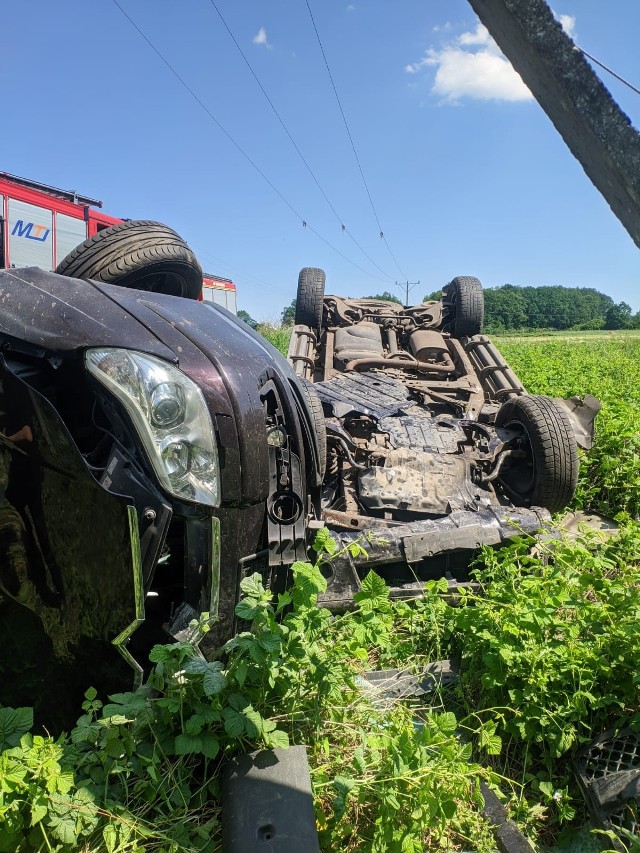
[454,523,640,823]
[0,532,497,853]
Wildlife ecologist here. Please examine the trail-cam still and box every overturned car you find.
[288,268,599,607]
[0,224,597,725]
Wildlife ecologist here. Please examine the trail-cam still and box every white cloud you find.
[252,27,271,48]
[458,22,492,47]
[406,21,533,103]
[346,4,355,11]
[555,12,576,37]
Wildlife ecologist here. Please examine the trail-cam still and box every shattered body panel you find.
[0,261,597,727]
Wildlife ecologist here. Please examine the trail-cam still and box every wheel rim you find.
[125,270,190,297]
[499,421,536,500]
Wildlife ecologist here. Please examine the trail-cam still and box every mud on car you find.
[0,224,597,726]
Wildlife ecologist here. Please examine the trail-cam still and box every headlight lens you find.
[86,348,220,506]
[151,383,186,428]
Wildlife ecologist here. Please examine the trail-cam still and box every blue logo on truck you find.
[11,220,50,242]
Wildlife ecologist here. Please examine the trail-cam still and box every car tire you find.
[56,220,203,299]
[496,394,579,513]
[295,267,325,330]
[300,379,327,481]
[444,275,484,337]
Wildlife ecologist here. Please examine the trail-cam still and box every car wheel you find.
[496,394,579,513]
[56,220,203,299]
[443,275,484,337]
[300,379,327,480]
[295,267,325,330]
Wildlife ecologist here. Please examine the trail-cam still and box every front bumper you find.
[319,505,551,609]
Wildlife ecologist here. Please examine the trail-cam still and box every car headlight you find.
[86,348,220,507]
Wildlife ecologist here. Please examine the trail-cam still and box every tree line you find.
[478,284,635,332]
[391,285,636,332]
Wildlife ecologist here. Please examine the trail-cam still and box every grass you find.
[257,323,292,356]
[260,322,640,355]
[260,322,292,355]
[494,328,640,343]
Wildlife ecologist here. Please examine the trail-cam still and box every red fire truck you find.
[0,172,237,312]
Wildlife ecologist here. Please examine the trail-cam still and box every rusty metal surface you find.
[306,286,589,572]
[358,447,477,514]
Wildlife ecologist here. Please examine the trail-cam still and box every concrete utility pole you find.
[395,280,420,306]
[467,0,640,251]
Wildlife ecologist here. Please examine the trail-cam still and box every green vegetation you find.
[482,285,635,333]
[261,323,292,355]
[0,552,497,852]
[235,309,257,329]
[2,333,640,851]
[364,291,402,304]
[258,323,292,356]
[280,298,296,326]
[497,335,640,519]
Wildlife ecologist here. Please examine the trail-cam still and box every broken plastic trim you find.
[552,394,601,450]
[574,727,640,848]
[111,504,145,686]
[209,516,221,619]
[221,746,320,852]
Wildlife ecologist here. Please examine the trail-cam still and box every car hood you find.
[0,266,300,396]
[0,267,177,361]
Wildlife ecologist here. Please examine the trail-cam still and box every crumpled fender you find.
[0,358,144,728]
[552,394,601,450]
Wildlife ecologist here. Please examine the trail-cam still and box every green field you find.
[2,332,640,852]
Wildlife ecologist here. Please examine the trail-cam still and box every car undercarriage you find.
[287,270,599,607]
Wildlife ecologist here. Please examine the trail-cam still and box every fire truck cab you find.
[0,172,237,312]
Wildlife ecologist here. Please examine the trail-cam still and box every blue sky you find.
[3,1,639,319]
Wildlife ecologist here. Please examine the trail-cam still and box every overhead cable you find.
[109,0,390,283]
[575,44,640,98]
[207,0,394,282]
[304,0,409,280]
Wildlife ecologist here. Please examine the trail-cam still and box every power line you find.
[575,44,640,98]
[304,0,409,281]
[207,0,394,282]
[109,0,390,283]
